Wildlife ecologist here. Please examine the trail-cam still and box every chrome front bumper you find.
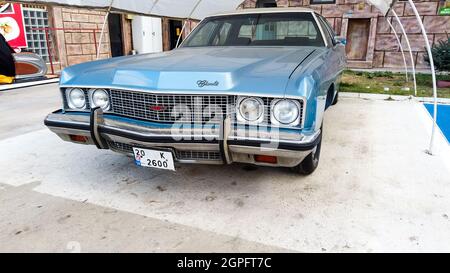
[44,109,321,167]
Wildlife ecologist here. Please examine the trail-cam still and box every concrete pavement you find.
[0,84,450,252]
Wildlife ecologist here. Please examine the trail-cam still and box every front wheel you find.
[291,131,322,175]
[332,91,339,105]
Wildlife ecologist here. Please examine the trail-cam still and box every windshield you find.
[182,12,325,47]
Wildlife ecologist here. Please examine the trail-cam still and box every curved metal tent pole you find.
[367,0,438,155]
[96,0,114,60]
[176,0,203,48]
[392,9,417,96]
[96,0,161,59]
[386,17,409,83]
[406,0,438,155]
[149,0,161,14]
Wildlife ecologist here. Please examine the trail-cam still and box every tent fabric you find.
[15,0,398,19]
[366,0,395,16]
[15,0,245,20]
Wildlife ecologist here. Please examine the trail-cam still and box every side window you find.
[316,15,334,46]
[322,16,337,42]
[319,16,336,45]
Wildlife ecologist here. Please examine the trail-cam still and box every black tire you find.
[291,131,322,175]
[332,91,339,105]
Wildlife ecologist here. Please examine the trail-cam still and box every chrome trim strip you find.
[45,112,319,146]
[312,12,329,48]
[103,134,220,152]
[100,125,219,141]
[231,129,320,145]
[46,112,317,145]
[60,85,306,100]
[175,160,223,165]
[222,116,232,164]
[13,53,48,79]
[228,145,312,158]
[91,107,108,149]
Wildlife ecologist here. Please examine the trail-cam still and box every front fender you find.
[285,49,335,132]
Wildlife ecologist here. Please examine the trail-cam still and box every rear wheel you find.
[291,130,322,175]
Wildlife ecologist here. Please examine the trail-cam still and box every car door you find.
[321,15,346,72]
[316,14,345,101]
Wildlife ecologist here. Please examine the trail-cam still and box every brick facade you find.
[239,0,450,70]
[51,6,195,68]
[51,6,111,67]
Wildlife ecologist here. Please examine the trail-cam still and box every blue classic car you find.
[45,8,346,175]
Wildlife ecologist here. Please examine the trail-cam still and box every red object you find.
[0,3,27,49]
[254,155,278,164]
[44,29,53,74]
[150,105,166,111]
[69,135,88,143]
[437,80,450,89]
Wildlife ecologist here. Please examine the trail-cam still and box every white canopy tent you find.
[13,0,440,155]
[14,0,244,20]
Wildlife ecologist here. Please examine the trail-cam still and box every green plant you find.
[373,71,394,78]
[424,38,450,72]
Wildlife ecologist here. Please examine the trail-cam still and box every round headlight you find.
[238,97,264,123]
[272,100,300,126]
[90,89,110,110]
[67,88,86,109]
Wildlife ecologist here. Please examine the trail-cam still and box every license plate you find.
[133,148,175,171]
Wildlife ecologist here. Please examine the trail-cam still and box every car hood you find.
[60,47,318,95]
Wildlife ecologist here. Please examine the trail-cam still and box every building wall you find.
[51,6,112,68]
[18,3,197,74]
[162,18,199,51]
[239,0,450,70]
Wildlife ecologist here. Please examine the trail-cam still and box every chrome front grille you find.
[107,141,221,161]
[109,89,235,124]
[175,150,222,161]
[108,141,133,154]
[63,88,305,127]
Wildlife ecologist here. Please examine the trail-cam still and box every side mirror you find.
[334,36,347,45]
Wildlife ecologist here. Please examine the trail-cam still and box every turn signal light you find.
[69,135,88,143]
[254,155,278,164]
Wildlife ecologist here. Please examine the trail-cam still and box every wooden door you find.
[345,19,370,61]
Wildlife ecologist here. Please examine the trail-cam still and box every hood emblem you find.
[197,80,219,88]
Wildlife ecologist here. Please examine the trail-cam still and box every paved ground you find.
[0,84,450,252]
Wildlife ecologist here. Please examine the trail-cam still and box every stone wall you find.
[239,0,450,69]
[51,6,111,68]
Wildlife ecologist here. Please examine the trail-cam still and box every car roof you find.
[210,7,316,17]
